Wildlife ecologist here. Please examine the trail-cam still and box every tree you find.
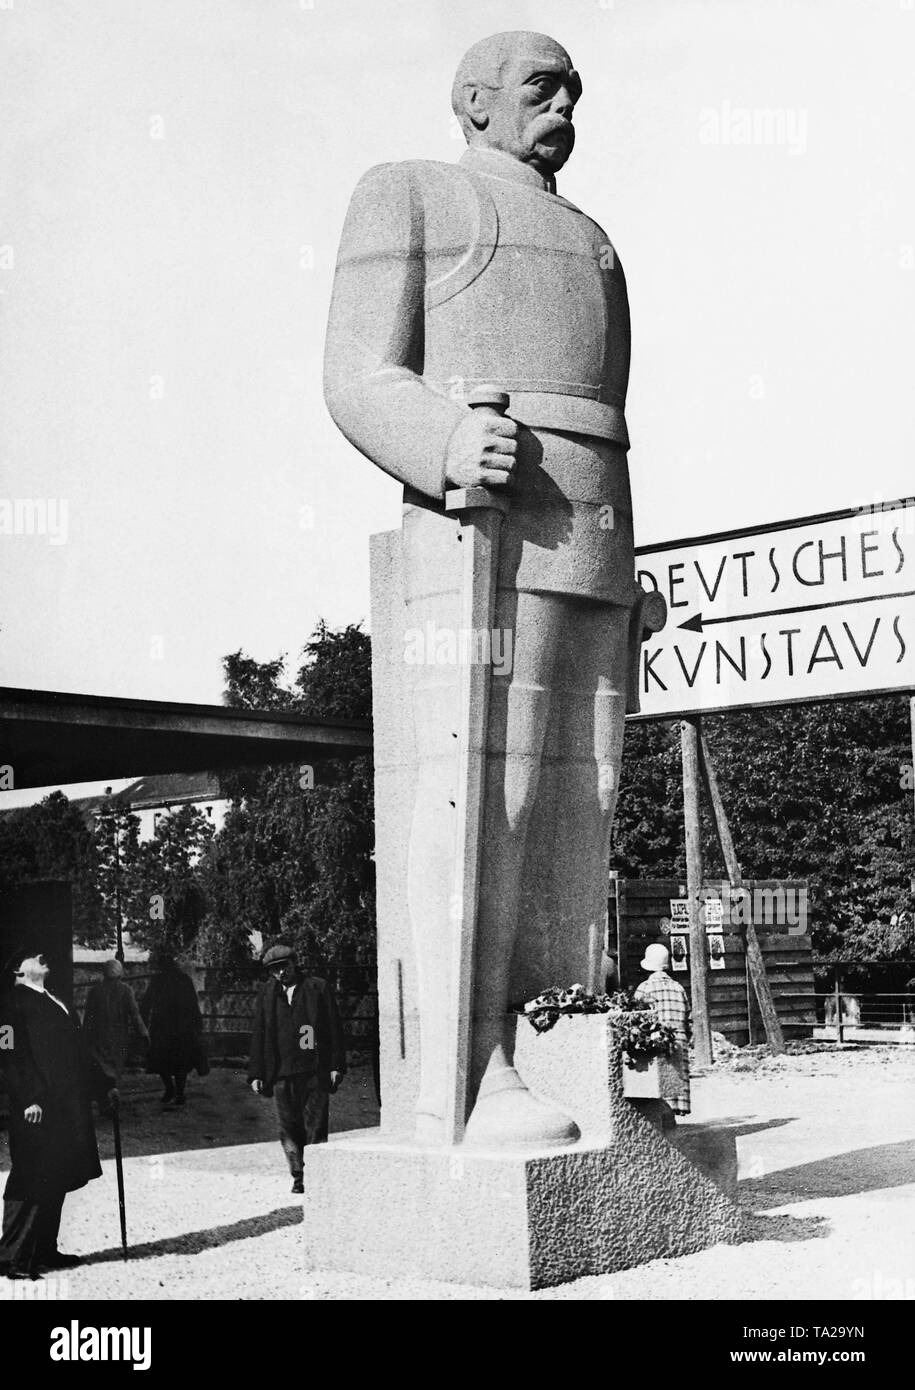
[0,791,108,946]
[221,652,297,712]
[610,697,915,982]
[91,791,142,951]
[612,719,683,878]
[129,804,215,957]
[198,622,375,974]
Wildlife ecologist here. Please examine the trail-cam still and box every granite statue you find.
[324,31,663,1148]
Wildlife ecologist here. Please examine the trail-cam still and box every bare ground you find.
[2,1047,913,1300]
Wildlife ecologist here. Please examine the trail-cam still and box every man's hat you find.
[262,943,296,967]
[3,946,42,976]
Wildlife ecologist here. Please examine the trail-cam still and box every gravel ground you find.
[2,1048,913,1301]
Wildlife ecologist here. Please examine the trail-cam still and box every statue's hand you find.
[444,410,518,490]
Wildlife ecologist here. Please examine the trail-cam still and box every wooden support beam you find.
[698,729,785,1054]
[910,696,915,822]
[681,717,712,1067]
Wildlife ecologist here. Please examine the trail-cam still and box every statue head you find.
[451,31,581,179]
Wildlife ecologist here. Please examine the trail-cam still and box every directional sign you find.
[633,497,915,719]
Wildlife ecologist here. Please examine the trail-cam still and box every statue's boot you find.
[462,1066,579,1150]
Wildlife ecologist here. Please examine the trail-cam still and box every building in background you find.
[71,773,231,963]
[113,772,229,842]
[54,772,228,842]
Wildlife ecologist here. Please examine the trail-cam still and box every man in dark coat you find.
[83,959,149,1101]
[247,944,346,1193]
[140,952,208,1107]
[0,949,102,1279]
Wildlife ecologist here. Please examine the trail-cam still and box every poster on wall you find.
[670,933,689,973]
[668,897,725,929]
[708,933,726,970]
[667,900,726,969]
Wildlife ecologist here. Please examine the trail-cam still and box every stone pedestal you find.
[302,1014,741,1290]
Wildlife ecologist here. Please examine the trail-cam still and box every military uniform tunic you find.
[324,145,637,609]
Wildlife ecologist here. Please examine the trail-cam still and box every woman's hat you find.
[640,943,670,972]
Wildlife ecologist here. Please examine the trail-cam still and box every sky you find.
[1,0,914,805]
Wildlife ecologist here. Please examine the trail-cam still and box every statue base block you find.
[301,1116,741,1291]
[308,997,742,1289]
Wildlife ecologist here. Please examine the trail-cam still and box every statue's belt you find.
[431,382,629,449]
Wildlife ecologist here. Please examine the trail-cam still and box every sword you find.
[443,387,511,1146]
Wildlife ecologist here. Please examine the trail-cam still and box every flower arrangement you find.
[516,984,676,1063]
[604,989,677,1062]
[609,1003,677,1064]
[516,983,610,1034]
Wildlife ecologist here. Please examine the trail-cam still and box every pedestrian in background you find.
[634,942,691,1124]
[247,943,346,1193]
[140,952,208,1107]
[83,958,149,1110]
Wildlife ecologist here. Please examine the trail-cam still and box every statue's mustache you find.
[529,115,575,152]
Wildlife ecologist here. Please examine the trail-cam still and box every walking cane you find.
[111,1093,128,1259]
[443,387,511,1146]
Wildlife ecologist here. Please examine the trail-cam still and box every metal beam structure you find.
[0,686,372,790]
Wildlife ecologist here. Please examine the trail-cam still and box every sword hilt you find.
[467,387,510,416]
[445,386,512,515]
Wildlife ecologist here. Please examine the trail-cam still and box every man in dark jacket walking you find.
[247,944,346,1193]
[0,949,103,1279]
[140,952,208,1107]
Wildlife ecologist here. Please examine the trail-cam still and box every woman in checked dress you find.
[634,942,691,1120]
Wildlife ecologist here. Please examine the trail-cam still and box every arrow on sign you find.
[678,587,915,633]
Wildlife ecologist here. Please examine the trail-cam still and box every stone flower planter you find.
[621,1054,662,1099]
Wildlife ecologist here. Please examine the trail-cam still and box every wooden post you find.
[910,696,915,819]
[834,971,844,1046]
[698,730,785,1054]
[681,716,712,1067]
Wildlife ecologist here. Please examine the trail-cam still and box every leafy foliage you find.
[612,698,915,977]
[197,622,375,974]
[130,804,215,957]
[0,791,108,946]
[91,794,142,950]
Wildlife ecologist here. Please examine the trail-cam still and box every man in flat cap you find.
[247,944,346,1193]
[0,949,101,1279]
[325,31,662,1145]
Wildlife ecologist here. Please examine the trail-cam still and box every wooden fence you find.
[71,963,378,1062]
[611,877,816,1045]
